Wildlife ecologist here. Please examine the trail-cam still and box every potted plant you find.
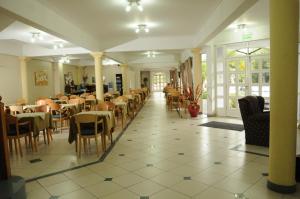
[185,85,202,117]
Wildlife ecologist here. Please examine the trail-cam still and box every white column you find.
[91,52,104,101]
[135,69,141,88]
[121,64,128,94]
[192,48,202,105]
[207,45,216,116]
[19,57,30,103]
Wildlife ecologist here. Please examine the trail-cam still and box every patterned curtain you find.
[180,57,193,92]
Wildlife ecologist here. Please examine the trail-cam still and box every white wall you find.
[27,59,54,103]
[0,54,22,104]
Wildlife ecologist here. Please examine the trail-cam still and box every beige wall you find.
[0,54,22,104]
[63,64,81,85]
[27,59,54,103]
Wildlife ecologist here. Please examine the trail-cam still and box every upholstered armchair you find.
[238,96,270,147]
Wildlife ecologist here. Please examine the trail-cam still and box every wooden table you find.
[113,101,127,129]
[22,105,42,112]
[68,111,115,145]
[16,112,53,147]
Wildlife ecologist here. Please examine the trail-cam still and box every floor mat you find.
[199,121,244,131]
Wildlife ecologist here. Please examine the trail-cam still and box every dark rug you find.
[199,121,244,131]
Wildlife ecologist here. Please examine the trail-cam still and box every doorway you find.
[225,47,270,117]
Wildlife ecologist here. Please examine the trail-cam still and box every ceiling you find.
[0,0,274,69]
[0,21,74,49]
[37,0,222,38]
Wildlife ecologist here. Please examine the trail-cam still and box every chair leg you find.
[28,134,33,152]
[95,136,99,156]
[34,137,38,152]
[60,119,63,133]
[13,138,18,156]
[83,138,87,154]
[78,136,82,158]
[8,138,13,153]
[17,137,23,157]
[43,130,46,144]
[24,136,28,148]
[46,129,50,145]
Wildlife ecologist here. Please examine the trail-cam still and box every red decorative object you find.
[188,103,200,117]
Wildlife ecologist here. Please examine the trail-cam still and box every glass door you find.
[249,55,270,108]
[152,73,167,92]
[226,58,248,117]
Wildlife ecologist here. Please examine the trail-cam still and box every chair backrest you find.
[36,99,47,106]
[95,102,109,111]
[16,99,26,106]
[59,96,69,101]
[86,95,96,100]
[55,93,64,98]
[115,96,128,103]
[238,96,265,122]
[35,105,48,113]
[48,103,60,111]
[77,97,85,105]
[69,95,78,99]
[44,99,53,105]
[105,101,116,112]
[69,98,80,105]
[75,114,98,135]
[9,105,23,115]
[80,93,90,98]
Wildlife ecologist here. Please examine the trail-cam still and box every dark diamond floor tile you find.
[183,176,192,180]
[104,178,113,181]
[29,158,42,163]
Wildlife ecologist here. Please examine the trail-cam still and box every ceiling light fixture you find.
[135,24,149,33]
[146,51,157,58]
[53,42,65,50]
[59,56,70,64]
[30,32,43,43]
[126,0,143,12]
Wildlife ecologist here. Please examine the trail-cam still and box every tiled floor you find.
[25,92,300,199]
[10,110,131,180]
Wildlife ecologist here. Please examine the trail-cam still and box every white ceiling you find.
[0,21,74,49]
[0,0,271,69]
[37,0,222,38]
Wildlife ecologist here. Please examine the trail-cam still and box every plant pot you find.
[188,104,200,117]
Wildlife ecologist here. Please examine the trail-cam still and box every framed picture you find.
[64,72,73,85]
[35,71,48,86]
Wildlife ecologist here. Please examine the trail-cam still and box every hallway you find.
[26,93,299,199]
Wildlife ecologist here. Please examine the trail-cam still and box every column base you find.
[267,180,296,194]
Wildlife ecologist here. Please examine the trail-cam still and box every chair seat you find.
[8,125,30,136]
[52,114,67,119]
[79,123,103,136]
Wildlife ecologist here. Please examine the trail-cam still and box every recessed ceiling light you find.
[135,24,149,34]
[145,51,157,58]
[126,0,143,12]
[30,32,43,43]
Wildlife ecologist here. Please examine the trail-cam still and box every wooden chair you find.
[6,114,33,157]
[9,105,23,115]
[49,103,70,133]
[95,102,109,111]
[59,96,69,103]
[94,102,114,143]
[55,93,64,99]
[35,105,48,113]
[75,114,105,157]
[85,95,96,110]
[69,95,78,99]
[16,99,26,106]
[36,99,47,106]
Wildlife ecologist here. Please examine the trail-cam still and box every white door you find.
[226,58,248,117]
[225,55,270,117]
